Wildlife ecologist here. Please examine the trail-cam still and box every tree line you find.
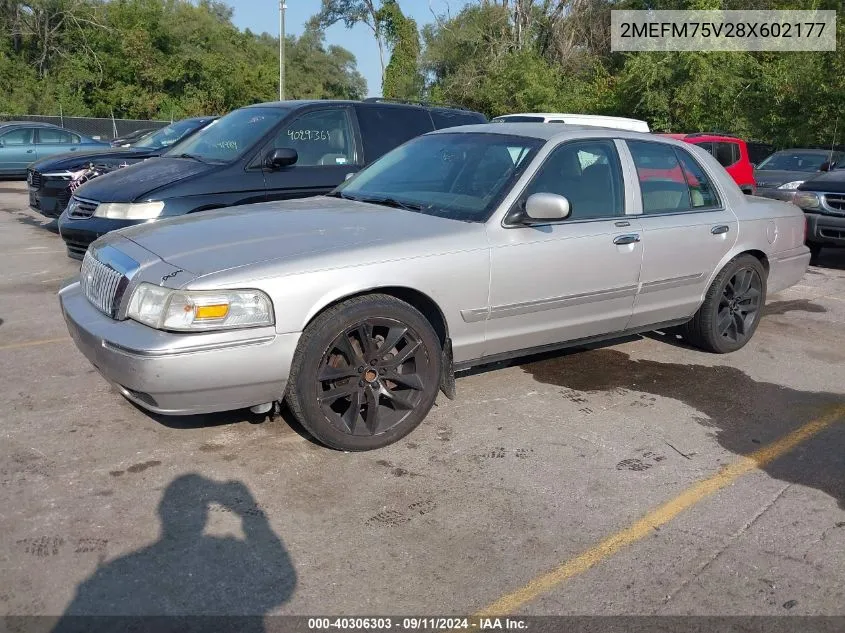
[0,0,366,119]
[2,0,844,148]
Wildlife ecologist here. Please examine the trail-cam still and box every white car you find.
[492,113,650,133]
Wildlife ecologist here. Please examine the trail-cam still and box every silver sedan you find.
[59,124,810,450]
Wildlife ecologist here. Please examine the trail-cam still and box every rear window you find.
[355,105,433,164]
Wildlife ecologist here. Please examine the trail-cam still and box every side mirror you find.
[523,193,571,223]
[820,161,833,172]
[264,148,298,170]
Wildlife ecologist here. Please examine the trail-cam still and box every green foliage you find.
[0,0,367,117]
[424,0,845,147]
[378,0,422,100]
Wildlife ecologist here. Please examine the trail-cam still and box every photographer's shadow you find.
[54,474,296,632]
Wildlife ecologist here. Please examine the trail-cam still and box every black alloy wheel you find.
[680,254,767,354]
[317,318,431,436]
[286,294,442,451]
[716,267,763,345]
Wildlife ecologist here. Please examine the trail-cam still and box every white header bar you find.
[611,10,837,52]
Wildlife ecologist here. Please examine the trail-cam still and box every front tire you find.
[681,254,767,354]
[286,294,442,451]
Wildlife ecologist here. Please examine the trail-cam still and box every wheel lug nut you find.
[359,380,365,387]
[357,366,364,373]
[370,359,377,365]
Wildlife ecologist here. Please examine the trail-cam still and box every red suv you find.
[660,133,755,194]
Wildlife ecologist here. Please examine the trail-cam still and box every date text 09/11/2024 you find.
[306,617,528,630]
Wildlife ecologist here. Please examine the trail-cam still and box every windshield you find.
[334,133,543,222]
[757,151,841,172]
[165,107,289,163]
[134,119,207,150]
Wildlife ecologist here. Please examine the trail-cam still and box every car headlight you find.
[126,283,274,331]
[42,170,76,180]
[792,191,821,209]
[777,181,805,190]
[93,201,165,220]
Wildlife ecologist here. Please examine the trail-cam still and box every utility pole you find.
[279,0,287,101]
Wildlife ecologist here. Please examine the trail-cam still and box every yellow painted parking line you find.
[0,337,69,352]
[478,404,845,616]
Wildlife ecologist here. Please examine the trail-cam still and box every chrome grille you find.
[68,196,99,218]
[80,251,124,317]
[822,193,845,214]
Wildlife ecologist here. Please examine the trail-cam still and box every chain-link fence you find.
[0,114,171,141]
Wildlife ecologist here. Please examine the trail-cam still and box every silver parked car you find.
[59,124,810,450]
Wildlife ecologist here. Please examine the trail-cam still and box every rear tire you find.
[808,243,823,264]
[286,294,442,451]
[681,254,767,354]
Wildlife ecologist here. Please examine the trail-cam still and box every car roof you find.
[0,121,62,129]
[769,148,839,155]
[243,99,477,114]
[663,133,745,143]
[429,122,665,145]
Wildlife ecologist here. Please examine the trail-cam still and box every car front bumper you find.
[59,281,299,416]
[804,211,845,247]
[58,212,141,260]
[29,180,72,217]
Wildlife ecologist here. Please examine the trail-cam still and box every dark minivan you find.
[58,99,486,259]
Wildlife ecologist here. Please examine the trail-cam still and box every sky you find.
[228,0,470,98]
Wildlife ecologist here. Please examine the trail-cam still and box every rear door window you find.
[37,128,78,144]
[674,148,719,208]
[355,105,433,163]
[628,140,692,214]
[713,142,739,167]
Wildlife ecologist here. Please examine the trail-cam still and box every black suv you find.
[57,99,486,259]
[793,168,845,260]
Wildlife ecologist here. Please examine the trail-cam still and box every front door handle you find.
[26,149,34,153]
[711,225,730,235]
[614,233,641,245]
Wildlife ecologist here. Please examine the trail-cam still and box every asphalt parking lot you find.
[1,179,845,622]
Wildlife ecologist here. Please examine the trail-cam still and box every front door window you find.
[273,110,355,167]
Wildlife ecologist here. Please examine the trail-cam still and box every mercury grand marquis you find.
[59,124,810,451]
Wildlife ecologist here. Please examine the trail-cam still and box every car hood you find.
[72,157,212,202]
[116,196,486,281]
[29,147,159,172]
[753,169,815,188]
[797,169,845,193]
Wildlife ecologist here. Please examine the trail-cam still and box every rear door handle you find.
[613,233,641,245]
[614,220,631,227]
[711,225,730,235]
